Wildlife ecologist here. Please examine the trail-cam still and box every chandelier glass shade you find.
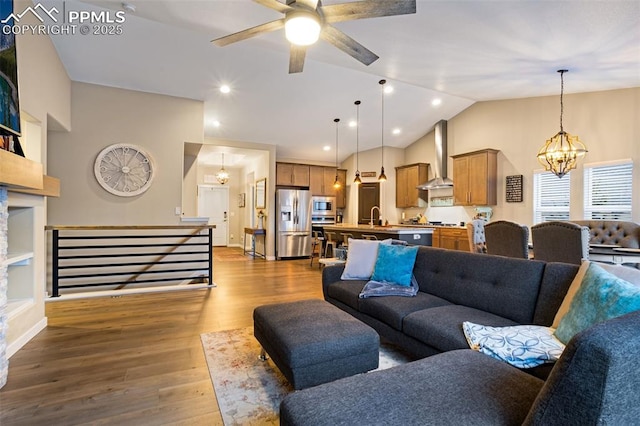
[537,70,587,178]
[285,11,321,46]
[216,153,230,185]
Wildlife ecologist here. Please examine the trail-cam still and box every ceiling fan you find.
[211,0,417,73]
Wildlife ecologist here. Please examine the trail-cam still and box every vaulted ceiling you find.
[49,0,640,164]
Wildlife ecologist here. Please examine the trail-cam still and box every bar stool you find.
[361,234,378,240]
[310,231,325,268]
[341,233,355,248]
[324,231,338,258]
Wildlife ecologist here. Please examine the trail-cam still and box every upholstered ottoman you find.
[253,299,379,390]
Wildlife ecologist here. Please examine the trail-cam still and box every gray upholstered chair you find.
[484,220,530,259]
[466,219,487,253]
[531,221,589,265]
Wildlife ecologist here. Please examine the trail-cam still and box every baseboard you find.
[7,317,48,358]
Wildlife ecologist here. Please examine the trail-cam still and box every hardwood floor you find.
[1,248,324,425]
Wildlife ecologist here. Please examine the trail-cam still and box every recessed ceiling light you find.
[349,120,357,128]
[212,120,221,128]
[384,85,394,94]
[432,98,442,106]
[323,145,331,151]
[392,128,401,135]
[220,85,231,94]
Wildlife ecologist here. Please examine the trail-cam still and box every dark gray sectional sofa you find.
[280,246,640,425]
[322,246,578,378]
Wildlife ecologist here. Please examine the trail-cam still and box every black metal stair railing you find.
[46,225,215,297]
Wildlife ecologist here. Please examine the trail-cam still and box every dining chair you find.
[531,221,590,265]
[466,219,487,253]
[484,220,530,259]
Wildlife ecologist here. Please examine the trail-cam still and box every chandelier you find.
[353,100,362,185]
[378,79,387,182]
[537,70,587,178]
[216,153,229,184]
[333,118,342,189]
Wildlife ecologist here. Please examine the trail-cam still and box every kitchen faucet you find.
[370,206,380,228]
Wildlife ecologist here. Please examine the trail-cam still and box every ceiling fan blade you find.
[289,45,307,73]
[254,0,293,14]
[211,19,285,47]
[286,0,319,9]
[320,25,379,66]
[321,0,416,23]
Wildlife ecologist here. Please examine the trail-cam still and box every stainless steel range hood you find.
[417,120,453,189]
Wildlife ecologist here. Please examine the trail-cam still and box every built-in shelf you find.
[6,298,34,320]
[4,252,34,267]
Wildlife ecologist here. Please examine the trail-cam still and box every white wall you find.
[404,87,640,227]
[47,82,204,225]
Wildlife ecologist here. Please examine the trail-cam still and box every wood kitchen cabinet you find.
[309,165,338,196]
[395,163,429,208]
[433,227,470,252]
[451,149,498,206]
[276,162,310,187]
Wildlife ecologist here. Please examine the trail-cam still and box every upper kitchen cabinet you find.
[276,162,310,187]
[395,163,429,208]
[309,166,338,196]
[452,149,498,206]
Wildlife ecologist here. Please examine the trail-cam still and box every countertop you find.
[396,223,467,230]
[322,224,434,235]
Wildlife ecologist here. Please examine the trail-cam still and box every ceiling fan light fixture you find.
[285,11,321,46]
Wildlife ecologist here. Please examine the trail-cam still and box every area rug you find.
[201,327,412,425]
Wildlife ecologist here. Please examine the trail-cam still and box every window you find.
[533,171,570,224]
[584,160,633,220]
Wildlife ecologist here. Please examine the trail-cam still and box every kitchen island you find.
[322,224,434,246]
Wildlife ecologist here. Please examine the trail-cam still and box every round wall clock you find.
[94,143,156,197]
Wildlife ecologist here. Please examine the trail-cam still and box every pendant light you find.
[378,79,387,182]
[333,118,342,189]
[537,70,587,178]
[353,100,362,185]
[215,153,229,184]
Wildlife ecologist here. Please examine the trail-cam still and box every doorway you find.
[358,183,380,224]
[198,185,229,246]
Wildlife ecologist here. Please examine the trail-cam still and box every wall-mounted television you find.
[0,0,23,155]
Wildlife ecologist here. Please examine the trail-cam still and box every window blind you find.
[584,161,633,220]
[533,171,570,224]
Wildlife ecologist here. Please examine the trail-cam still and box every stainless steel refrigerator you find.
[276,189,312,259]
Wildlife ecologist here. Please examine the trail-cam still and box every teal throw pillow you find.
[554,262,640,344]
[371,244,419,287]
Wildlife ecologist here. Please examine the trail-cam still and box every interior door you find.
[198,185,229,246]
[358,183,380,224]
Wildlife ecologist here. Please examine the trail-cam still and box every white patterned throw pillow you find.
[462,322,565,368]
